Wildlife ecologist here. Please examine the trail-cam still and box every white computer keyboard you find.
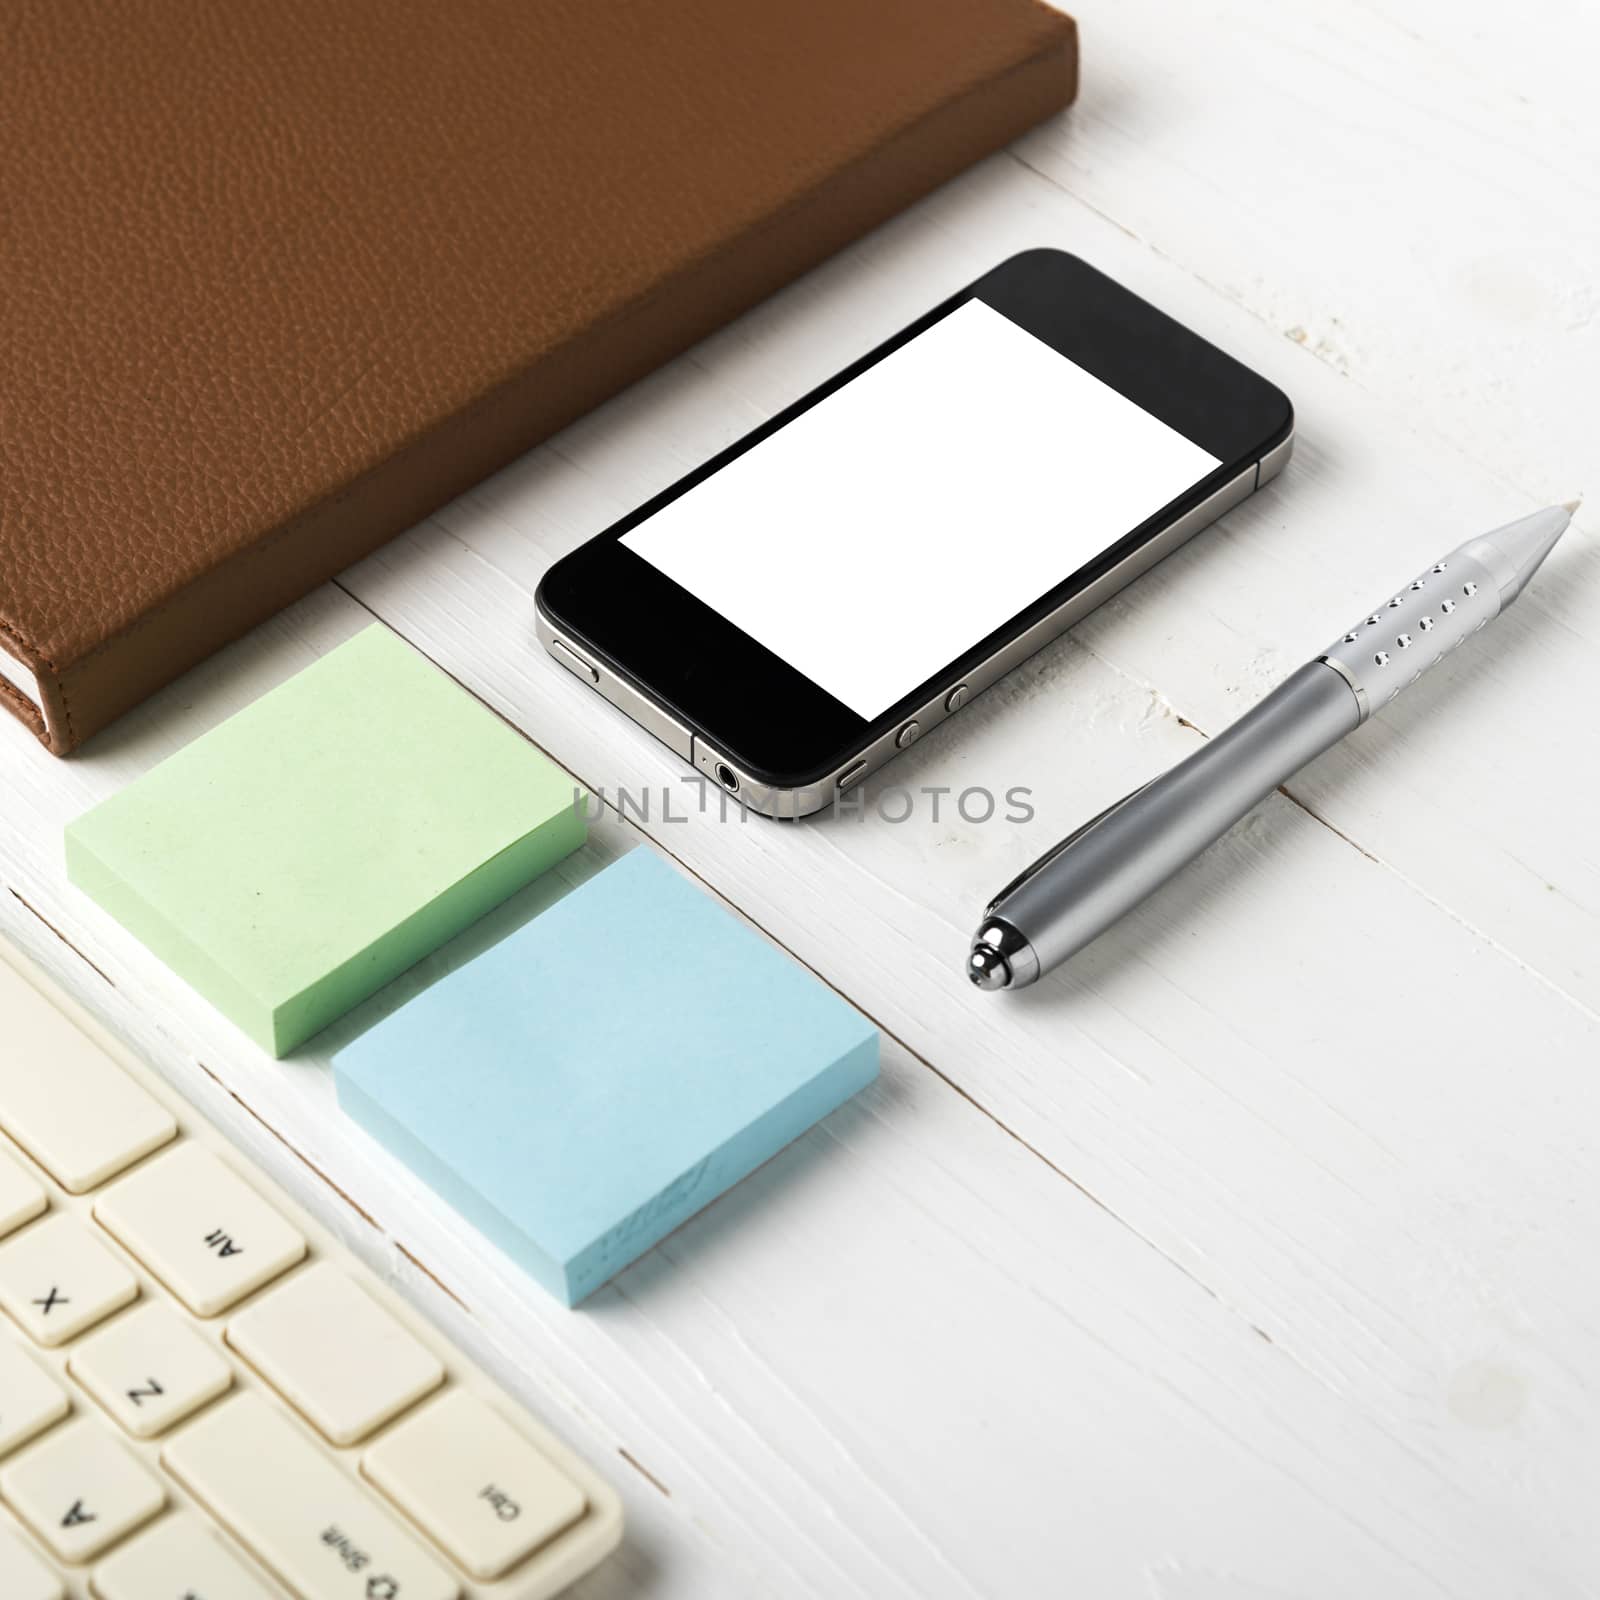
[0,934,622,1599]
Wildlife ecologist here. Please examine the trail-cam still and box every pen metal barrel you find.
[990,661,1361,975]
[970,504,1574,990]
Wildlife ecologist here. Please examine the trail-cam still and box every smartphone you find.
[536,249,1292,819]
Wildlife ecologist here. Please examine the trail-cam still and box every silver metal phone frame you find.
[535,430,1293,820]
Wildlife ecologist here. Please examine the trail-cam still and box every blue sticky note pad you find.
[333,849,878,1306]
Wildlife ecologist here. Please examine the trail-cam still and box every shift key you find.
[164,1393,458,1600]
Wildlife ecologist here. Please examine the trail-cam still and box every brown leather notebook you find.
[0,0,1076,755]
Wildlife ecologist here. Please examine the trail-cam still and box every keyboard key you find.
[0,1214,139,1346]
[0,1149,46,1240]
[0,1416,164,1562]
[0,1341,69,1457]
[0,939,621,1594]
[364,1390,587,1580]
[0,961,176,1193]
[228,1262,443,1445]
[94,1145,306,1316]
[0,1520,62,1600]
[165,1393,459,1600]
[70,1301,233,1439]
[94,1512,278,1600]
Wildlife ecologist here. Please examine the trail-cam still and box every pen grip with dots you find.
[1318,550,1499,720]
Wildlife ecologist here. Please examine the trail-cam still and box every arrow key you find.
[0,1416,164,1562]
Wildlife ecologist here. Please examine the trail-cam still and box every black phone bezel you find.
[535,248,1292,787]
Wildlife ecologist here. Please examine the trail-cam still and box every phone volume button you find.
[550,639,599,684]
[945,684,969,713]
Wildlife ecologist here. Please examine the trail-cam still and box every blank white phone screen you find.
[621,298,1221,720]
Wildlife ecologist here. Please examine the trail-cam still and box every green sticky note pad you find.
[66,627,585,1056]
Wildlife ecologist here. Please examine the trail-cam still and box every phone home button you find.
[896,720,922,749]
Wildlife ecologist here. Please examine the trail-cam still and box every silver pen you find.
[968,501,1579,991]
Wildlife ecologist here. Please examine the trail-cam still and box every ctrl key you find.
[164,1393,458,1600]
[364,1390,587,1580]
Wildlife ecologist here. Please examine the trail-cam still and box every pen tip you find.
[1560,497,1582,515]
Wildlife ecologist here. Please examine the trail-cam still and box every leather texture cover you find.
[0,0,1077,755]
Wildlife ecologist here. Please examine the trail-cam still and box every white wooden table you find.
[3,2,1597,1593]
